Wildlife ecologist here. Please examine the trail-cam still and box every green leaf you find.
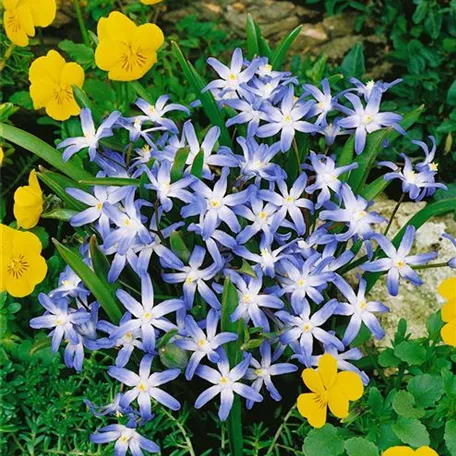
[58,40,94,65]
[394,341,426,365]
[37,168,90,212]
[392,391,425,419]
[41,208,79,221]
[378,348,401,368]
[246,14,259,59]
[426,311,444,342]
[447,81,456,106]
[190,150,204,179]
[254,23,272,59]
[367,387,384,415]
[344,437,379,456]
[303,424,345,456]
[445,420,456,456]
[337,135,355,169]
[270,25,303,70]
[72,85,102,124]
[169,232,191,263]
[239,260,256,278]
[9,91,33,110]
[347,129,390,192]
[360,175,391,200]
[171,41,231,147]
[53,239,122,323]
[392,417,430,447]
[79,177,141,187]
[170,147,190,182]
[89,235,118,293]
[407,374,444,408]
[0,123,92,181]
[159,343,188,370]
[340,42,365,78]
[130,81,154,103]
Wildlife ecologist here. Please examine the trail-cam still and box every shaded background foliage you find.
[0,0,455,454]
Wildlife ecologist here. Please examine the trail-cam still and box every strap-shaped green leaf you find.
[360,175,391,201]
[221,277,244,456]
[246,14,259,59]
[170,147,190,182]
[130,81,154,103]
[171,41,232,148]
[365,197,456,292]
[190,150,204,179]
[53,239,122,323]
[0,123,92,181]
[169,231,191,263]
[37,168,89,211]
[79,177,141,186]
[271,25,303,70]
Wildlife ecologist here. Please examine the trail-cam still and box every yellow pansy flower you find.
[438,277,456,346]
[3,0,56,47]
[29,50,85,121]
[297,353,364,428]
[95,11,164,82]
[0,224,48,298]
[383,446,439,456]
[13,169,43,229]
[140,0,163,4]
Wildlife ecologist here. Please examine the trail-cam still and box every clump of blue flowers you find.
[30,48,451,454]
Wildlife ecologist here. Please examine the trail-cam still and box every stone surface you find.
[292,23,329,52]
[368,196,456,347]
[322,12,358,38]
[319,35,363,60]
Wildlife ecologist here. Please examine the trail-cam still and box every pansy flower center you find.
[7,254,29,279]
[120,45,148,73]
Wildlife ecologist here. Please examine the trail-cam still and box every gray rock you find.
[319,35,362,60]
[292,23,329,53]
[322,12,358,38]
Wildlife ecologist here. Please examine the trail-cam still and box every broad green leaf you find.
[392,417,430,447]
[79,177,141,186]
[340,42,365,78]
[37,168,89,212]
[394,341,426,365]
[254,23,272,59]
[445,420,456,456]
[378,347,401,368]
[407,374,444,409]
[190,150,204,179]
[170,147,190,182]
[344,437,379,456]
[53,239,122,323]
[303,424,345,456]
[336,135,355,169]
[447,80,456,106]
[392,391,425,419]
[246,14,259,59]
[89,235,118,292]
[0,123,92,181]
[72,85,102,124]
[171,41,231,147]
[159,343,188,370]
[239,260,256,278]
[271,25,303,70]
[169,232,191,263]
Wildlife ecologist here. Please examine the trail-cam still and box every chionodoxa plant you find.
[1,15,455,456]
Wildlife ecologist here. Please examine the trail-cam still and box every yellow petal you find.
[4,9,29,47]
[107,50,157,82]
[297,393,327,429]
[442,299,456,323]
[13,230,43,255]
[97,11,136,43]
[382,447,415,456]
[438,277,456,300]
[328,389,349,418]
[95,39,123,71]
[5,273,34,298]
[140,0,163,4]
[17,4,35,37]
[25,0,56,27]
[133,23,164,51]
[0,147,4,166]
[333,371,364,401]
[0,224,15,257]
[415,447,439,456]
[30,78,58,109]
[28,169,41,192]
[14,204,42,229]
[29,50,66,84]
[318,353,338,389]
[60,62,85,88]
[45,94,80,121]
[302,368,325,394]
[441,321,456,347]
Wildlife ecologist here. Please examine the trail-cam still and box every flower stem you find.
[73,0,91,46]
[266,403,296,455]
[159,406,196,456]
[0,43,15,72]
[383,192,405,236]
[292,138,302,174]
